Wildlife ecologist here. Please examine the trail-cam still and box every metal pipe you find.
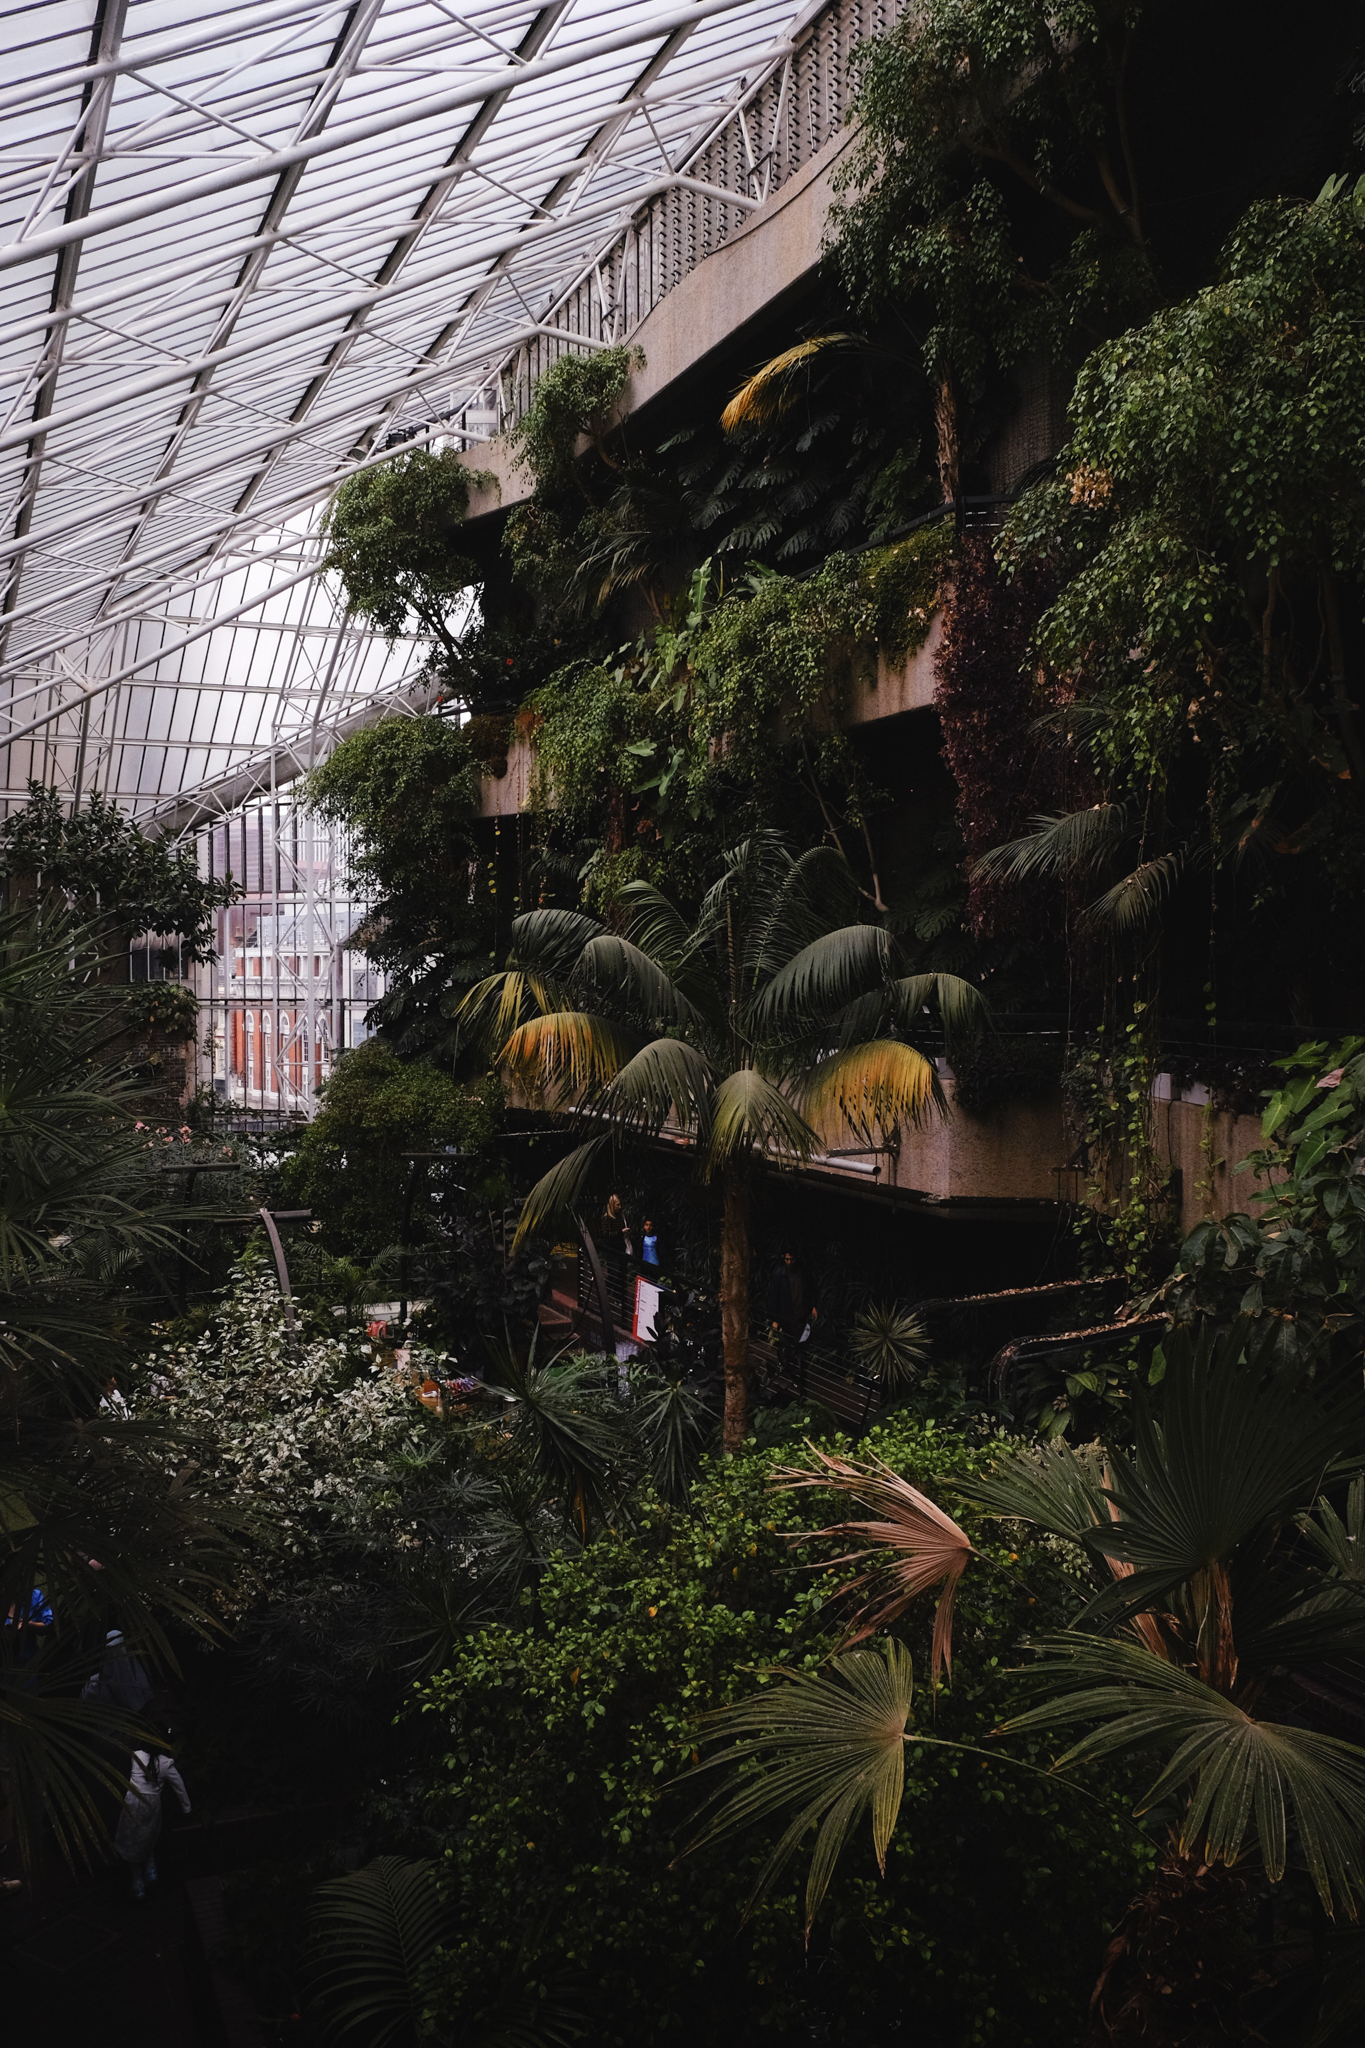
[0,0,755,277]
[0,172,708,463]
[0,0,353,121]
[0,562,322,751]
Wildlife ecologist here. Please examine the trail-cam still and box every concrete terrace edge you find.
[461,122,859,523]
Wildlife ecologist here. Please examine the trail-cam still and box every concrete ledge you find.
[1153,1096,1275,1237]
[463,123,858,524]
[847,614,942,725]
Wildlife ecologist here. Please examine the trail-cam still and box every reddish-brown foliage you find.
[933,537,1068,936]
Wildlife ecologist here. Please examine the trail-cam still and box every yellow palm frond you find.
[720,334,859,435]
[799,1040,941,1139]
[498,1011,636,1102]
[704,1068,818,1176]
[455,970,554,1049]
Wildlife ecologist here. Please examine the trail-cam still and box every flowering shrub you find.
[136,1257,449,1583]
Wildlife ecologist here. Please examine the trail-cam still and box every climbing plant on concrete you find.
[505,344,644,497]
[528,532,950,909]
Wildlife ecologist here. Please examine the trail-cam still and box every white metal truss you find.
[0,0,907,826]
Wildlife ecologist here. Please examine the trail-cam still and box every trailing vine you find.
[526,530,951,907]
[1063,1015,1177,1286]
[505,344,644,497]
[933,537,1068,937]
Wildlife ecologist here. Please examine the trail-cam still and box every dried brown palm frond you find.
[775,1447,974,1682]
[720,334,859,434]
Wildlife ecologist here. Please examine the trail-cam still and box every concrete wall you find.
[847,614,942,725]
[462,122,859,525]
[478,735,534,818]
[1153,1095,1271,1237]
[807,1075,1067,1205]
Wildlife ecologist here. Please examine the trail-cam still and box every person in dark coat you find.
[768,1250,817,1336]
[768,1250,818,1377]
[601,1193,631,1258]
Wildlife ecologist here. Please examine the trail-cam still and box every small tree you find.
[463,833,983,1449]
[304,713,488,1058]
[322,445,488,689]
[0,782,235,967]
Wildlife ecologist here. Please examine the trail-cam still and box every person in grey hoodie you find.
[114,1742,190,1900]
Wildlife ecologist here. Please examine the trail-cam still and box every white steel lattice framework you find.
[1,0,901,1111]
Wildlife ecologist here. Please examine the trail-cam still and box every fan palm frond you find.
[1080,1318,1358,1633]
[683,1639,915,1930]
[1303,1480,1365,1585]
[776,1448,974,1679]
[1002,1635,1365,1912]
[954,1436,1113,1544]
[720,335,861,435]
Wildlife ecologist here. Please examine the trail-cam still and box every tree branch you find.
[1110,24,1144,246]
[962,128,1106,229]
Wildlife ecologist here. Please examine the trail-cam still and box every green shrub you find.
[410,1418,1147,2045]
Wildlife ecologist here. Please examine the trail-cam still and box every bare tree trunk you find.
[720,1164,751,1453]
[935,374,959,504]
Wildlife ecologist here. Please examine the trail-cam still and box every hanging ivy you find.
[526,530,951,902]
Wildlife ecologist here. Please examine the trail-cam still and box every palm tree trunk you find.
[1086,1845,1255,2044]
[720,1164,751,1453]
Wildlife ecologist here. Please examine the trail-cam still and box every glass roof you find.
[0,0,826,825]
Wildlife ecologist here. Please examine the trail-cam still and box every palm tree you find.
[686,1319,1365,2031]
[462,834,983,1449]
